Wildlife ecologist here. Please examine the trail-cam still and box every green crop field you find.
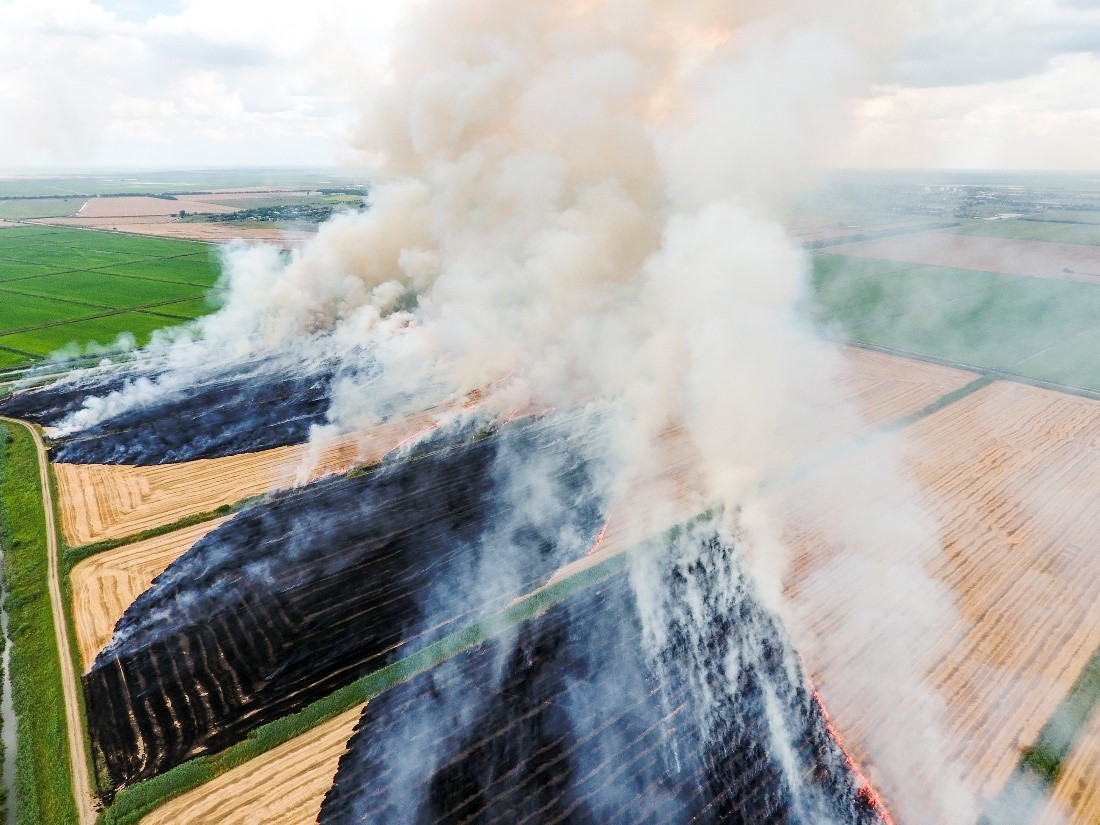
[951,218,1100,245]
[0,198,84,221]
[812,253,1100,392]
[0,226,221,372]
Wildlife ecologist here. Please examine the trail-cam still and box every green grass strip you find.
[100,545,638,825]
[0,423,79,823]
[62,496,266,573]
[881,373,997,432]
[979,644,1100,824]
[760,373,995,496]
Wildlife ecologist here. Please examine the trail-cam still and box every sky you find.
[0,0,1098,171]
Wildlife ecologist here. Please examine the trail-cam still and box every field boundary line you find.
[979,645,1100,825]
[806,221,958,249]
[0,285,205,317]
[0,259,217,292]
[835,338,1100,402]
[0,417,97,825]
[0,301,202,339]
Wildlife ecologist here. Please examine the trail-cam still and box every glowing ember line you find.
[586,521,609,556]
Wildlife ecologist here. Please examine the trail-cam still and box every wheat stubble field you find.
[783,380,1100,820]
[142,706,366,825]
[79,348,978,824]
[51,405,457,545]
[70,517,232,670]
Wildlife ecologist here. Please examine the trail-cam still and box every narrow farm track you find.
[71,517,231,670]
[0,417,96,825]
[783,381,1100,818]
[1035,707,1100,825]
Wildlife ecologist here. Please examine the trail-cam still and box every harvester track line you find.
[0,417,97,825]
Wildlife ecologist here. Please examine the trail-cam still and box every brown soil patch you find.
[76,197,237,219]
[142,704,365,825]
[53,408,449,547]
[71,518,230,672]
[784,381,1100,816]
[1036,708,1100,825]
[828,231,1100,284]
[28,216,312,246]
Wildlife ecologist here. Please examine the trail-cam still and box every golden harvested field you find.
[1036,708,1100,825]
[53,408,449,546]
[828,231,1100,284]
[71,517,230,671]
[54,440,355,546]
[823,345,974,427]
[142,704,365,825]
[773,345,976,467]
[783,380,1100,817]
[73,348,973,820]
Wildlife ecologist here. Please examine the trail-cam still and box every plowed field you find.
[71,517,230,670]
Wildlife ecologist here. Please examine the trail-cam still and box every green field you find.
[951,218,1100,245]
[812,254,1100,392]
[0,198,84,221]
[0,424,79,824]
[0,226,221,370]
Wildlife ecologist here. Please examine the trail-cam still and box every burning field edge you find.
[83,357,989,822]
[3,356,1091,823]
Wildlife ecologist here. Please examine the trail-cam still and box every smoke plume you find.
[42,0,984,820]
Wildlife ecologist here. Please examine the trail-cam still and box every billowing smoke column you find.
[25,0,965,818]
[85,410,616,790]
[320,524,889,825]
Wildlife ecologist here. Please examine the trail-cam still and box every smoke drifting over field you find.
[321,527,890,825]
[9,0,983,820]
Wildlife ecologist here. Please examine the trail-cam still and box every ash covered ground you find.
[85,411,615,790]
[0,349,371,464]
[320,530,889,825]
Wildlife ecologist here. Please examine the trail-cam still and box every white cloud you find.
[0,0,1096,170]
[841,52,1100,169]
[0,0,403,168]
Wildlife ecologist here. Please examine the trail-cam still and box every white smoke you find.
[57,0,983,819]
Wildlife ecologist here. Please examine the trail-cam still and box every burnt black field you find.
[0,349,370,464]
[319,534,889,825]
[84,413,613,792]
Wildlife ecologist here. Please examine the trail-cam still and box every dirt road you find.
[0,417,96,825]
